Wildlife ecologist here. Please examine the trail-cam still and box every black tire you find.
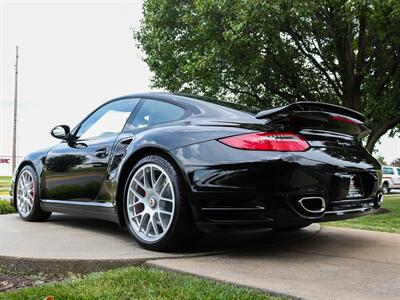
[382,183,389,194]
[123,155,199,251]
[273,224,311,231]
[15,165,52,222]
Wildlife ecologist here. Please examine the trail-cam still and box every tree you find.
[135,0,400,152]
[391,158,400,167]
[375,154,387,165]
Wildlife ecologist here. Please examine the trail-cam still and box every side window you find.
[130,99,186,129]
[76,98,140,140]
[397,168,400,176]
[383,167,394,175]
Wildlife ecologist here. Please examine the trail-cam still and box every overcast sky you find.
[0,0,399,176]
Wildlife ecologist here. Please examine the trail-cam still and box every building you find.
[0,155,23,176]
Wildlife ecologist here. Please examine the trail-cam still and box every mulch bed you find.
[0,273,70,292]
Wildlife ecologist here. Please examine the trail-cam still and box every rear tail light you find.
[218,131,310,152]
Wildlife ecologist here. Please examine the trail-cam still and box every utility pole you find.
[12,46,18,173]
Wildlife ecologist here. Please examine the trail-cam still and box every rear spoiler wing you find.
[255,102,366,123]
[255,101,369,138]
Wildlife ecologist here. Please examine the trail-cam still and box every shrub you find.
[0,200,16,214]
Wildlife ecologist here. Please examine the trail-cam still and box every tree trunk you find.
[366,115,400,152]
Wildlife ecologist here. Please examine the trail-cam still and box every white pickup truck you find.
[382,166,400,194]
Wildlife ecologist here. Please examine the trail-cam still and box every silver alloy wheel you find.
[16,170,35,218]
[382,184,389,194]
[127,163,175,242]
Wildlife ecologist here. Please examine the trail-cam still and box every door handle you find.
[94,147,109,158]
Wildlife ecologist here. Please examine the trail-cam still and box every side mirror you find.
[51,125,71,140]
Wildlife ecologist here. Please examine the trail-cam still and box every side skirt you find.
[40,199,119,223]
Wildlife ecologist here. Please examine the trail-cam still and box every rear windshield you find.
[178,93,259,114]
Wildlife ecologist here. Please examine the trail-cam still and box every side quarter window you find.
[129,99,186,129]
[76,98,140,140]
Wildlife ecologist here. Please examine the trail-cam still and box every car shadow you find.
[46,213,319,254]
[46,213,128,240]
[47,213,393,260]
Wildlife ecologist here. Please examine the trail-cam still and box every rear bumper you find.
[193,193,382,232]
[170,140,382,231]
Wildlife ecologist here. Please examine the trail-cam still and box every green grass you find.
[0,176,11,197]
[0,267,284,300]
[0,176,11,184]
[0,176,11,185]
[327,195,400,233]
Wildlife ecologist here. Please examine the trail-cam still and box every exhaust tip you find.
[298,197,326,214]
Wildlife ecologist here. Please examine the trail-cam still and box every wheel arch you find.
[382,180,391,187]
[115,146,192,228]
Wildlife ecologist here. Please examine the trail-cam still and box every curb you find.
[0,256,146,275]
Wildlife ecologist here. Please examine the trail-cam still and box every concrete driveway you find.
[1,213,399,299]
[0,213,318,274]
[149,226,400,300]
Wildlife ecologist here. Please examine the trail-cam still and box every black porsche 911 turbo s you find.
[10,93,383,250]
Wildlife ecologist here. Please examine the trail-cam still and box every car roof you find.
[113,92,259,121]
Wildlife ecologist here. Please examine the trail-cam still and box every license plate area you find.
[347,174,364,198]
[332,172,376,201]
